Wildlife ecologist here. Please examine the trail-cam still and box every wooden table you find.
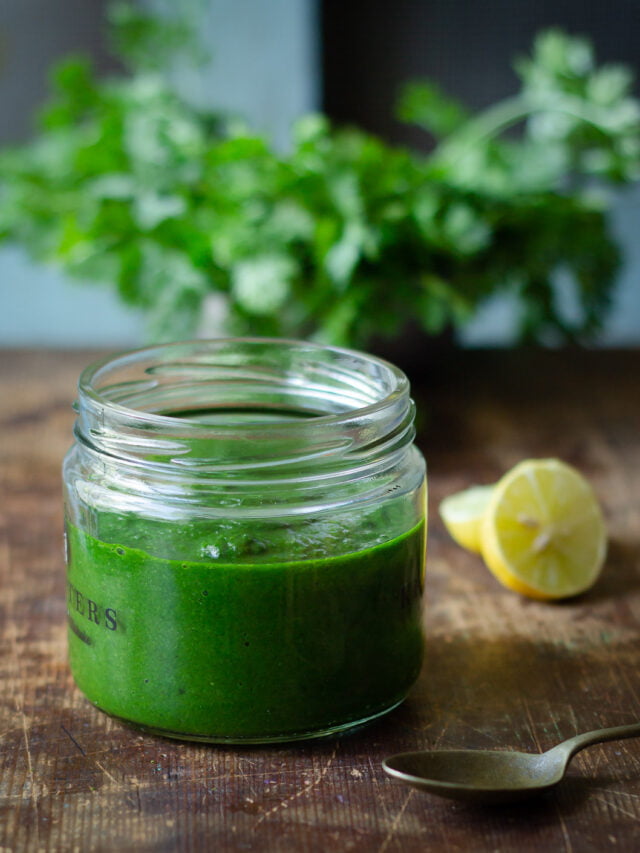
[1,348,639,852]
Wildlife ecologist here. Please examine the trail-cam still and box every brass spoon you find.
[382,723,640,804]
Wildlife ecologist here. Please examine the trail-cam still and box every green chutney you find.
[66,518,425,742]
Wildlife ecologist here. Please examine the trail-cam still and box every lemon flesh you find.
[439,485,495,553]
[480,459,607,600]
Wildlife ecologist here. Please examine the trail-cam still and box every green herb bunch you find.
[1,4,638,346]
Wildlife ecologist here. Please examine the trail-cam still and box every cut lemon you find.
[439,484,495,553]
[480,458,607,600]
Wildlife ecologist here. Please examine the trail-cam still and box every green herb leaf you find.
[397,80,470,137]
[231,255,296,316]
[0,12,637,350]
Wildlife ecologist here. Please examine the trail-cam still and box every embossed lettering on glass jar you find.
[63,338,427,743]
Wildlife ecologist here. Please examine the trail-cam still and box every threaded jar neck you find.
[74,338,415,484]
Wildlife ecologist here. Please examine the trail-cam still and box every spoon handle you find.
[557,722,640,760]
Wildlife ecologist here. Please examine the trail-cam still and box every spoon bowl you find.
[383,748,566,804]
[383,722,640,804]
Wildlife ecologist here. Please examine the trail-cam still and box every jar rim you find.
[78,337,410,436]
[71,337,418,504]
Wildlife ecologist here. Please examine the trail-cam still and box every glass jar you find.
[63,338,427,743]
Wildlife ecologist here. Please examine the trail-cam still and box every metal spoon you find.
[382,722,640,804]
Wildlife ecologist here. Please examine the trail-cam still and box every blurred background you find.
[1,0,638,348]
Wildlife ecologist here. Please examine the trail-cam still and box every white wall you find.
[0,0,319,347]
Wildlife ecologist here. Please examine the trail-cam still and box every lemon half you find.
[480,459,607,600]
[439,484,495,553]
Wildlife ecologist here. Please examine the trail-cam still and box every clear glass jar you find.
[63,338,427,743]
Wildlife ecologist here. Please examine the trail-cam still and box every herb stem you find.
[431,94,614,164]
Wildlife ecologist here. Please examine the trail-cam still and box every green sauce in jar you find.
[66,516,425,742]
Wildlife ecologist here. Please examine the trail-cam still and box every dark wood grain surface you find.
[1,348,639,852]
